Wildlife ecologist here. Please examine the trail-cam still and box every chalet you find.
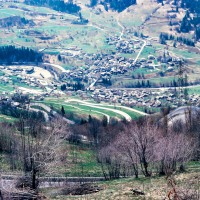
[26,67,35,74]
[148,55,156,60]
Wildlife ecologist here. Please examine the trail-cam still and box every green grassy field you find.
[65,144,102,177]
[47,102,107,120]
[140,46,157,58]
[0,83,14,93]
[40,98,144,121]
[188,86,200,95]
[0,114,18,122]
[112,76,178,88]
[0,8,25,19]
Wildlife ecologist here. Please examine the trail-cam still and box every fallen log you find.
[131,189,145,196]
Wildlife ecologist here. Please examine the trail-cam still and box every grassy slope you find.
[0,1,199,88]
[42,161,200,199]
[65,144,102,177]
[0,114,18,122]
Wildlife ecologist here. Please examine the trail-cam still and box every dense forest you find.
[181,0,200,14]
[24,0,81,14]
[0,103,45,121]
[159,32,195,46]
[0,46,43,64]
[109,0,137,12]
[0,94,45,121]
[178,0,200,40]
[61,82,85,91]
[0,16,34,28]
[90,0,137,12]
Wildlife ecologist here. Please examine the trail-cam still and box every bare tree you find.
[98,120,159,179]
[98,117,197,180]
[114,131,139,178]
[98,144,124,180]
[124,120,159,177]
[155,130,197,175]
[16,117,69,190]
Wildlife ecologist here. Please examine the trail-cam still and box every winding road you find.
[65,99,144,121]
[116,17,146,65]
[167,106,200,125]
[117,17,125,40]
[29,107,49,122]
[30,103,75,124]
[62,104,111,123]
[43,63,68,73]
[133,39,146,65]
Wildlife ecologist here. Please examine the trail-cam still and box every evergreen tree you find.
[195,26,200,41]
[61,84,66,91]
[88,115,92,123]
[180,14,192,33]
[147,80,151,87]
[24,0,81,14]
[173,40,177,48]
[58,54,62,61]
[90,0,98,7]
[0,45,43,64]
[79,12,83,21]
[102,115,108,127]
[103,0,137,12]
[61,106,65,116]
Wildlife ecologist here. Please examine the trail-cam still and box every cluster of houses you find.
[0,66,44,87]
[89,88,200,108]
[61,52,135,85]
[0,65,61,96]
[60,46,182,90]
[106,36,148,53]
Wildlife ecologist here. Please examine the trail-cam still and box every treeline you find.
[124,80,151,88]
[178,0,200,40]
[0,16,35,28]
[0,46,43,64]
[69,109,200,180]
[105,0,137,12]
[179,11,200,37]
[61,82,85,91]
[180,0,200,14]
[159,32,195,46]
[90,0,137,12]
[0,102,45,121]
[24,0,80,14]
[124,78,190,89]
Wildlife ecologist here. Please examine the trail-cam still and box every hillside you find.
[0,0,199,119]
[0,0,200,199]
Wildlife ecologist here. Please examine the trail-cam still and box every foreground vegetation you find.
[0,104,200,199]
[42,164,200,199]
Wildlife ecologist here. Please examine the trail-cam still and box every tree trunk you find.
[132,164,139,178]
[159,160,166,176]
[32,168,37,190]
[143,160,151,177]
